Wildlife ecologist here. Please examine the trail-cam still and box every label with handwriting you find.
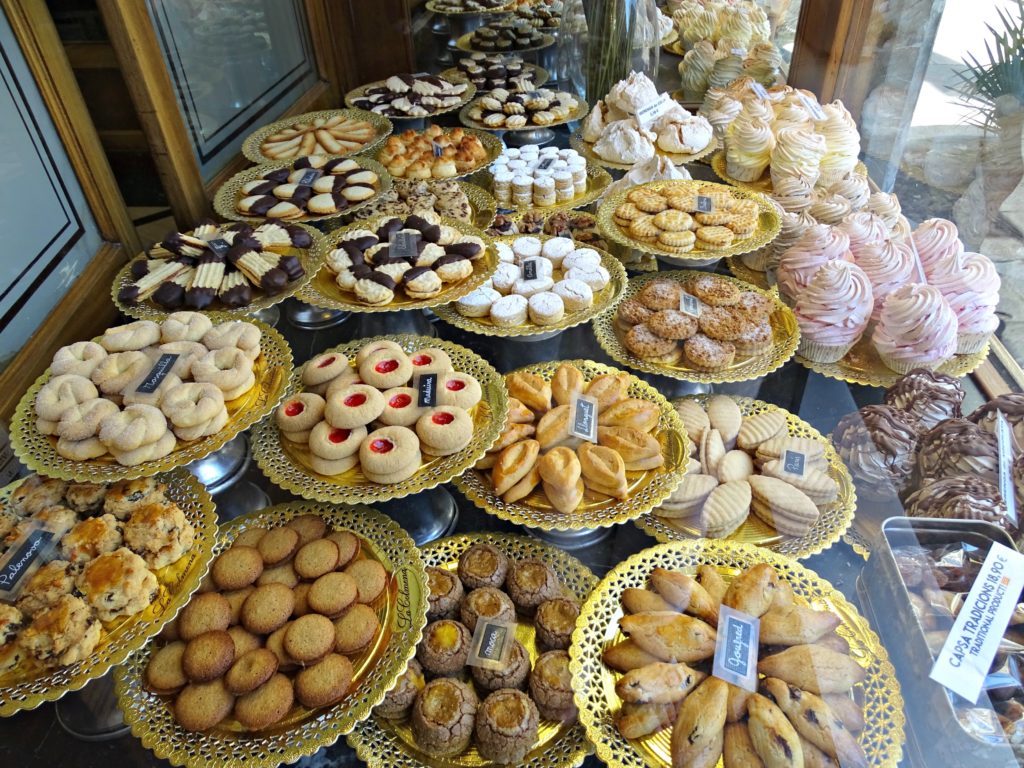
[569,393,598,442]
[298,168,323,186]
[696,195,714,213]
[748,81,769,99]
[537,157,555,171]
[432,141,443,158]
[416,373,438,408]
[799,92,826,120]
[782,450,806,477]
[522,258,539,281]
[713,605,760,691]
[467,618,517,670]
[136,354,180,394]
[636,93,674,127]
[997,410,1017,524]
[680,292,701,318]
[390,230,420,261]
[0,523,63,603]
[206,238,230,257]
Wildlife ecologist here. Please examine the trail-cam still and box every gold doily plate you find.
[253,335,508,504]
[10,317,291,482]
[725,253,772,290]
[426,0,515,15]
[592,270,800,384]
[635,395,856,559]
[115,501,427,768]
[113,223,325,321]
[570,539,906,768]
[468,161,612,218]
[345,79,476,119]
[569,130,717,172]
[459,97,589,133]
[711,150,871,194]
[352,180,498,232]
[240,109,393,165]
[597,180,781,261]
[213,156,392,226]
[297,214,499,313]
[795,336,991,388]
[432,236,627,338]
[349,532,596,768]
[0,468,215,717]
[442,63,549,89]
[660,29,680,49]
[455,31,556,54]
[453,359,688,531]
[371,126,504,182]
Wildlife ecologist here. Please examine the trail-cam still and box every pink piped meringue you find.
[853,238,915,321]
[795,260,873,361]
[872,283,957,374]
[911,218,964,280]
[776,224,852,303]
[838,212,890,257]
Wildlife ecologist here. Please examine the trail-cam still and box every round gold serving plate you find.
[661,36,684,56]
[455,31,556,54]
[371,126,504,182]
[349,532,596,768]
[459,96,589,133]
[344,79,477,119]
[467,160,611,219]
[795,336,991,388]
[0,468,216,717]
[845,524,873,560]
[570,539,906,768]
[453,359,687,531]
[241,109,393,165]
[568,130,717,172]
[597,180,781,262]
[711,150,871,194]
[352,180,498,232]
[636,395,855,559]
[213,156,392,227]
[426,0,515,15]
[10,317,291,482]
[297,214,499,313]
[115,501,428,768]
[253,335,507,504]
[725,252,772,290]
[432,236,627,338]
[113,223,325,321]
[592,270,799,384]
[442,63,549,89]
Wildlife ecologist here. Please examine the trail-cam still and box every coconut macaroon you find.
[20,595,101,667]
[76,547,159,621]
[374,658,424,719]
[412,678,479,756]
[426,566,464,621]
[475,688,539,763]
[123,501,195,569]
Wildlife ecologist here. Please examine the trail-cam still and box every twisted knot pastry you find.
[161,383,226,429]
[160,311,213,343]
[192,348,255,399]
[202,321,261,358]
[90,351,151,396]
[99,320,161,352]
[35,374,99,422]
[51,341,108,378]
[99,404,168,452]
[56,397,120,441]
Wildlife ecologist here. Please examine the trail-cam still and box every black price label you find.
[206,238,230,257]
[298,168,323,186]
[390,230,420,261]
[712,606,760,691]
[417,373,438,407]
[537,157,555,170]
[0,527,54,599]
[135,354,180,394]
[696,195,713,213]
[569,393,598,443]
[522,258,539,281]
[680,292,701,318]
[467,618,516,670]
[782,450,805,476]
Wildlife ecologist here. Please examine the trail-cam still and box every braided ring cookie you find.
[99,404,169,452]
[379,387,426,427]
[202,321,262,359]
[325,385,385,429]
[355,340,404,366]
[302,353,350,394]
[56,435,107,461]
[57,397,120,441]
[52,341,108,378]
[192,348,253,393]
[35,374,99,421]
[415,406,473,456]
[438,373,482,410]
[174,407,229,442]
[122,372,183,408]
[359,426,421,484]
[161,312,213,343]
[359,350,413,390]
[109,429,175,466]
[100,321,161,352]
[163,383,227,428]
[156,341,208,379]
[275,393,325,443]
[409,347,454,377]
[91,351,151,396]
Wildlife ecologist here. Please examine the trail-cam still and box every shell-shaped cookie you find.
[760,460,838,506]
[717,450,754,483]
[658,474,718,518]
[748,475,820,535]
[684,457,702,475]
[700,480,751,538]
[675,400,710,443]
[736,411,787,451]
[755,435,826,463]
[707,395,742,448]
[700,428,725,476]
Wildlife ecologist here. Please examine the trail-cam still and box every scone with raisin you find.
[30,505,79,535]
[0,605,24,645]
[61,514,123,565]
[124,502,195,569]
[76,547,159,621]
[16,560,76,618]
[64,482,108,514]
[9,475,67,517]
[20,595,101,667]
[103,477,168,520]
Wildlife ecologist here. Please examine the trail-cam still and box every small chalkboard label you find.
[417,373,438,407]
[537,157,555,171]
[568,393,598,443]
[432,141,444,158]
[522,258,539,281]
[298,168,323,186]
[207,238,230,257]
[497,207,516,215]
[413,72,431,78]
[680,292,701,318]
[696,195,714,213]
[782,450,806,477]
[712,605,760,691]
[0,524,61,601]
[390,230,420,261]
[467,618,517,670]
[135,354,180,394]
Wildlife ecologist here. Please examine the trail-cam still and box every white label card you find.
[748,81,769,99]
[635,93,674,127]
[713,605,760,691]
[799,92,826,120]
[680,292,701,318]
[782,450,805,476]
[997,411,1017,524]
[568,393,599,443]
[930,541,1024,703]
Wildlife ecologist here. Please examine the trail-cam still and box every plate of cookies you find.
[592,271,800,384]
[114,221,323,320]
[345,74,475,120]
[432,236,627,339]
[596,180,781,262]
[114,501,427,768]
[252,335,508,505]
[0,468,216,716]
[353,180,498,231]
[453,360,689,531]
[459,88,588,132]
[10,314,292,482]
[570,539,905,768]
[469,155,613,217]
[241,109,393,165]
[301,213,499,312]
[373,125,503,182]
[213,156,391,225]
[635,395,856,559]
[349,532,596,768]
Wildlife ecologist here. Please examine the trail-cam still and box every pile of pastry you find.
[325,214,488,306]
[612,182,759,254]
[678,41,782,102]
[453,53,537,92]
[604,562,867,767]
[147,514,389,732]
[236,156,381,219]
[467,18,549,51]
[658,396,838,538]
[485,211,613,254]
[119,221,310,311]
[670,0,771,51]
[456,236,606,327]
[0,475,193,673]
[377,125,491,180]
[615,275,777,371]
[257,113,379,161]
[275,340,482,483]
[348,74,469,118]
[513,0,561,28]
[375,541,579,761]
[475,363,664,513]
[354,179,473,224]
[580,72,714,165]
[36,315,262,466]
[466,86,580,129]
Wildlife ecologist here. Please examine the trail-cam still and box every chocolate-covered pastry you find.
[350,74,468,118]
[918,418,999,487]
[904,476,1016,537]
[884,368,965,429]
[969,393,1024,454]
[833,404,919,501]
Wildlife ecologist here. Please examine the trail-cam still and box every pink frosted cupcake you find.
[775,224,852,306]
[927,251,1001,353]
[911,218,964,280]
[872,283,958,374]
[838,212,889,258]
[853,238,915,321]
[795,261,874,363]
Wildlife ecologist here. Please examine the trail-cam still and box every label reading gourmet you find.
[467,617,517,670]
[713,605,760,691]
[135,354,180,394]
[569,393,599,443]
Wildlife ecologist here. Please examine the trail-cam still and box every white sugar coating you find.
[507,160,527,172]
[491,262,521,293]
[566,264,610,290]
[493,170,514,184]
[513,275,555,297]
[457,286,501,317]
[504,147,521,159]
[495,242,515,263]
[512,175,533,192]
[512,236,542,259]
[553,171,574,188]
[519,144,540,155]
[533,176,555,192]
[528,291,566,325]
[567,157,587,171]
[559,149,579,161]
[539,146,560,157]
[491,293,529,326]
[541,237,575,264]
[553,278,594,310]
[551,160,569,172]
[562,248,602,271]
[516,256,553,278]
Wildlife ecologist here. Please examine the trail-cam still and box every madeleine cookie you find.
[748,476,820,536]
[700,480,751,538]
[225,648,279,695]
[146,640,188,695]
[308,571,358,617]
[333,604,381,655]
[736,411,787,451]
[178,593,232,640]
[174,679,235,732]
[211,546,264,591]
[706,395,742,448]
[346,559,388,604]
[284,614,336,663]
[182,630,235,682]
[234,673,294,731]
[295,653,353,709]
[658,474,718,518]
[242,583,295,634]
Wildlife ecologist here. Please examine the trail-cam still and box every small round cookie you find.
[359,349,413,390]
[490,262,521,295]
[241,583,295,635]
[225,648,279,695]
[228,626,262,657]
[378,388,426,427]
[308,571,358,618]
[460,587,516,632]
[178,593,232,641]
[284,614,336,663]
[534,597,580,650]
[257,561,299,588]
[345,559,388,604]
[506,558,560,614]
[308,422,365,461]
[355,339,404,366]
[294,539,340,580]
[275,393,325,434]
[491,294,528,327]
[234,673,294,731]
[415,407,474,456]
[695,225,735,249]
[684,333,736,370]
[292,582,312,617]
[427,566,464,621]
[257,526,300,566]
[688,275,740,306]
[565,265,610,291]
[182,630,235,682]
[528,292,565,326]
[638,280,683,310]
[647,310,698,340]
[212,546,264,591]
[735,291,773,319]
[174,679,235,732]
[325,384,386,429]
[359,426,421,482]
[233,527,267,549]
[617,297,656,326]
[457,543,509,590]
[333,603,381,655]
[409,347,454,376]
[295,653,353,709]
[265,623,297,671]
[222,587,254,626]
[698,306,743,342]
[552,279,593,311]
[286,514,328,546]
[302,352,350,394]
[512,276,555,298]
[625,324,678,360]
[417,619,472,676]
[327,530,360,568]
[541,237,575,266]
[145,640,188,694]
[658,230,697,251]
[437,373,482,410]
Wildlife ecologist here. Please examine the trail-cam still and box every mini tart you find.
[471,638,530,692]
[456,543,509,590]
[505,558,560,614]
[534,597,580,650]
[426,566,465,621]
[411,678,479,757]
[475,689,539,764]
[416,619,472,676]
[459,586,516,632]
[529,649,577,722]
[374,658,424,719]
